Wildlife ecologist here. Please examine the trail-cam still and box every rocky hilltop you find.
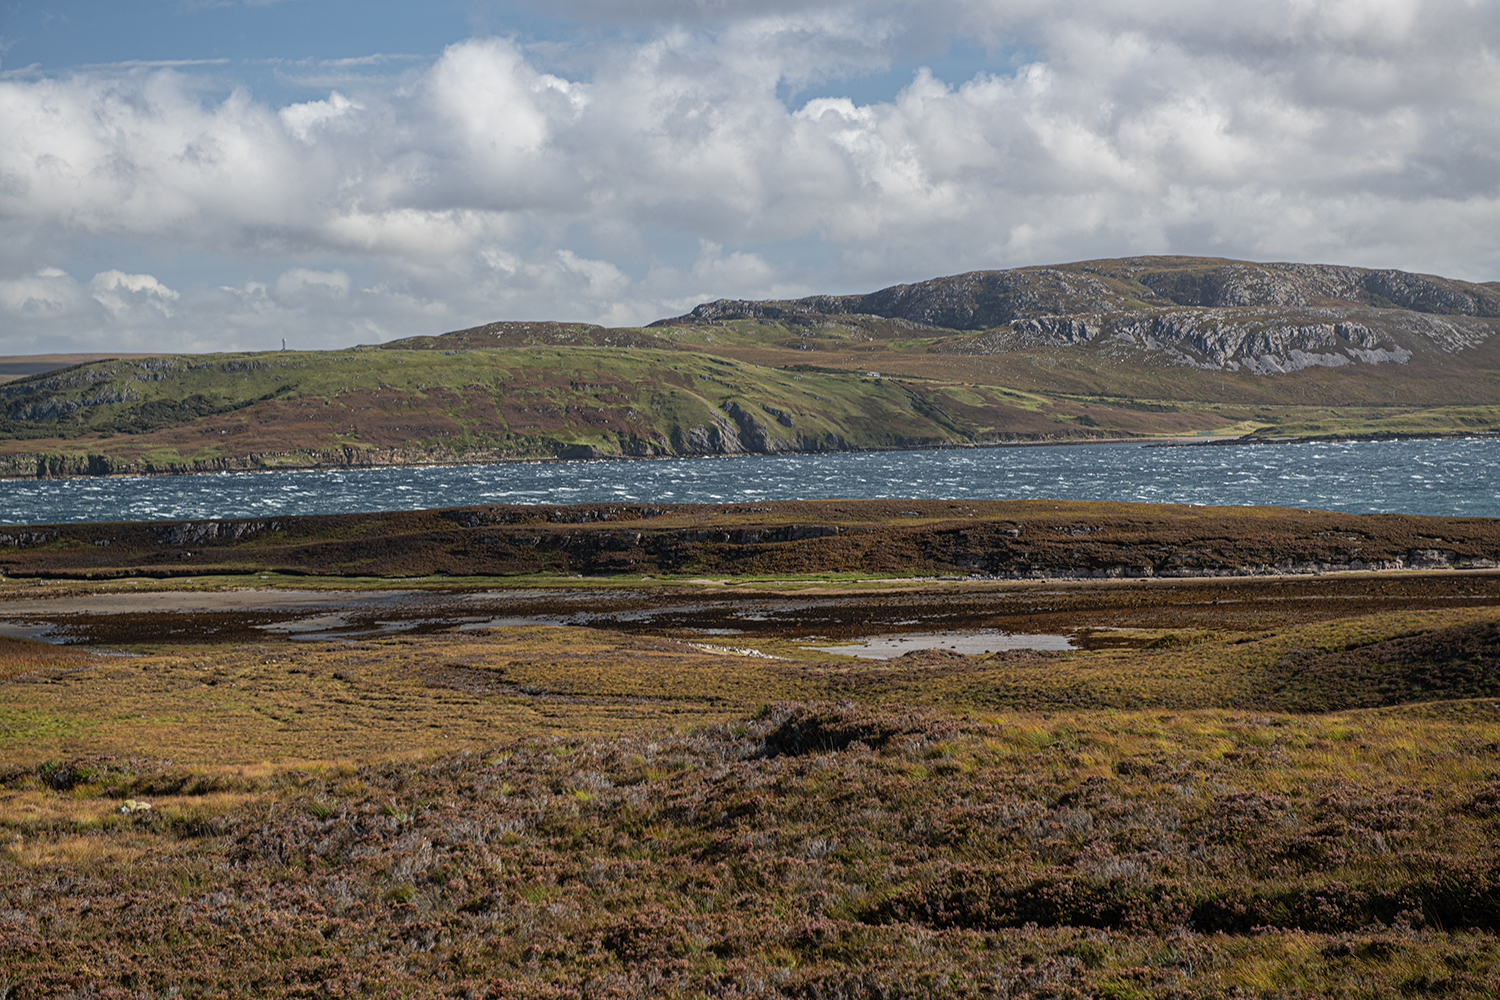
[656,256,1500,375]
[3,255,1498,480]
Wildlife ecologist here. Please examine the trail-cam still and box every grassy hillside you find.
[0,345,1246,478]
[3,256,1499,479]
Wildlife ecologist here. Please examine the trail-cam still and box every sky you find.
[1,0,1498,355]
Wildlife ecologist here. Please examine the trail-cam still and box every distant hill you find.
[2,256,1497,480]
[654,256,1500,377]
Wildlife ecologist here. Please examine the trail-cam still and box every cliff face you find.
[660,257,1500,374]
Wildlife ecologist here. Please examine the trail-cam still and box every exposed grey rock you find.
[723,400,773,452]
[10,387,135,420]
[0,531,52,547]
[660,255,1500,375]
[1011,316,1099,345]
[676,420,742,455]
[963,305,1491,373]
[154,520,280,547]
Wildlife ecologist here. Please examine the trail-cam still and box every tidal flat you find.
[2,501,1500,997]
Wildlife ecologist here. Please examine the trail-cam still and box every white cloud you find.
[2,2,1500,352]
[278,91,362,142]
[554,250,629,298]
[0,268,90,319]
[273,267,351,300]
[89,270,181,320]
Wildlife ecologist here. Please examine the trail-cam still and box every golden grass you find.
[0,626,800,765]
[2,831,159,868]
[2,604,1497,769]
[0,635,97,682]
[3,630,1500,996]
[0,787,271,826]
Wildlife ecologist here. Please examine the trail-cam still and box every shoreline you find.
[1145,429,1500,448]
[0,434,1213,483]
[1,497,1497,585]
[5,429,1497,484]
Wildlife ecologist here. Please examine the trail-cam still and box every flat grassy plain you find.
[4,549,1500,995]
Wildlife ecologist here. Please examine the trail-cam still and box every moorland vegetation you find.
[4,592,1500,997]
[1,495,1499,995]
[3,498,1499,582]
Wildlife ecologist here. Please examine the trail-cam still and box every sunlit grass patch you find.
[0,583,1498,994]
[3,831,159,868]
[0,634,97,682]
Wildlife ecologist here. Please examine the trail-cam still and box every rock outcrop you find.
[655,256,1500,374]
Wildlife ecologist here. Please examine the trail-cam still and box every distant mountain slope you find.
[3,346,1166,478]
[656,256,1500,376]
[1,256,1496,480]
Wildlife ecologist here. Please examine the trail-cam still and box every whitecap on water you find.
[4,438,1499,524]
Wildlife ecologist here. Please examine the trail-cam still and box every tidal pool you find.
[802,630,1075,659]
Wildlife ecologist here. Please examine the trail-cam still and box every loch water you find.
[2,436,1497,526]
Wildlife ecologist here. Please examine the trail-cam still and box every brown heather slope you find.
[4,505,1500,996]
[6,615,1500,996]
[2,498,1499,581]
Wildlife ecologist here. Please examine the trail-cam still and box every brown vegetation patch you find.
[0,634,97,681]
[384,321,681,351]
[4,499,1500,585]
[4,702,1500,996]
[1258,619,1500,711]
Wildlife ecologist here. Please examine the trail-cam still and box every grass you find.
[0,601,1495,766]
[1243,403,1500,440]
[0,345,1156,477]
[0,634,97,681]
[6,273,1499,478]
[2,495,1500,994]
[5,688,1500,996]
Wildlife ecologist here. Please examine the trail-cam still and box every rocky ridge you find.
[657,257,1500,374]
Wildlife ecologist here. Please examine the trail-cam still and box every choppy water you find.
[2,437,1497,525]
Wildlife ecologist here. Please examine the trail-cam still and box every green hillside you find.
[3,255,1498,478]
[0,344,1242,478]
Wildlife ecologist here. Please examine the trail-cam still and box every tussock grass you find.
[4,698,1500,995]
[3,602,1500,995]
[3,607,1498,764]
[0,635,97,681]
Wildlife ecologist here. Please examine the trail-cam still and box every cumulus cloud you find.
[278,91,362,142]
[2,0,1499,352]
[89,270,181,319]
[273,267,351,301]
[0,268,91,320]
